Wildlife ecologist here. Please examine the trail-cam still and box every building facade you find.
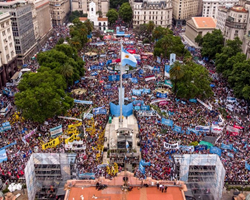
[185,17,216,44]
[71,0,109,18]
[224,5,248,41]
[202,0,239,19]
[172,0,200,25]
[132,0,172,28]
[0,12,16,88]
[49,0,70,26]
[29,0,53,48]
[0,1,37,65]
[242,1,250,58]
[216,6,230,33]
[79,1,108,31]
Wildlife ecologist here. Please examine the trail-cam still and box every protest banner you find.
[23,128,37,140]
[50,125,63,138]
[164,142,179,149]
[65,133,80,144]
[68,122,82,129]
[42,137,60,150]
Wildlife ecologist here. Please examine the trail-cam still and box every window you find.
[91,8,93,11]
[5,46,7,50]
[1,23,4,28]
[6,54,9,60]
[2,31,5,36]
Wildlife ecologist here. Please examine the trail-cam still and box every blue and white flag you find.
[126,140,129,149]
[142,89,151,94]
[210,146,222,157]
[161,118,174,127]
[221,143,233,150]
[93,106,107,115]
[227,152,234,158]
[50,125,63,138]
[2,122,11,131]
[0,149,7,163]
[139,163,145,174]
[173,125,182,133]
[140,159,151,166]
[141,105,150,111]
[245,161,250,171]
[130,78,138,84]
[74,99,93,105]
[121,47,137,67]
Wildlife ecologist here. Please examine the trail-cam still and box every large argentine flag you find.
[121,47,137,67]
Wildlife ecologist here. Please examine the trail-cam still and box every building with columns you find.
[71,0,109,17]
[0,12,17,88]
[202,0,239,19]
[132,0,173,28]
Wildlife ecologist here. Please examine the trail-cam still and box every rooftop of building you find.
[0,0,27,7]
[98,17,108,21]
[230,5,248,12]
[79,17,88,21]
[64,171,187,200]
[192,17,217,29]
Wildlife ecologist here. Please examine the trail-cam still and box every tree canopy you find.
[199,29,224,59]
[110,0,128,9]
[119,3,133,23]
[37,44,84,86]
[15,70,73,123]
[106,9,119,25]
[171,62,213,99]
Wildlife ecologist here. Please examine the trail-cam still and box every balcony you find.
[226,19,246,29]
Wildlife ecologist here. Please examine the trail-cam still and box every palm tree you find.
[60,63,74,85]
[170,61,185,94]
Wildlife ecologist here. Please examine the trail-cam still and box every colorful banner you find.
[194,145,207,151]
[130,78,138,83]
[186,127,199,135]
[164,142,179,149]
[108,75,120,81]
[0,141,17,151]
[0,149,7,163]
[50,125,63,138]
[65,133,80,144]
[2,121,11,131]
[199,141,213,148]
[156,92,167,98]
[179,145,194,152]
[164,80,172,88]
[145,75,156,82]
[68,122,82,129]
[140,159,151,166]
[173,125,182,133]
[197,99,212,110]
[195,125,210,132]
[139,163,145,174]
[226,125,240,135]
[42,137,60,150]
[74,99,93,105]
[141,105,150,111]
[122,74,132,79]
[211,126,223,134]
[23,128,37,140]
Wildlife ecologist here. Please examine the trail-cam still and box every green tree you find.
[15,70,73,123]
[84,19,94,34]
[195,34,203,46]
[119,3,133,23]
[60,63,74,84]
[200,29,224,59]
[170,61,185,93]
[106,9,119,25]
[110,0,128,9]
[152,26,172,41]
[215,37,243,76]
[96,10,103,17]
[57,38,64,45]
[228,59,250,100]
[175,62,213,99]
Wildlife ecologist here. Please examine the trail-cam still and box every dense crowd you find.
[0,24,249,189]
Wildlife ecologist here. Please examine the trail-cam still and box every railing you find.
[225,20,246,29]
[225,181,249,186]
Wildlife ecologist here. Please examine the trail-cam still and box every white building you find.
[216,5,232,33]
[202,0,239,19]
[71,0,109,17]
[0,12,17,87]
[79,1,108,31]
[132,0,172,28]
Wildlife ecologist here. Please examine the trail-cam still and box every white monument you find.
[170,53,176,65]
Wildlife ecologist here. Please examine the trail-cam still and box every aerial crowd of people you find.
[0,23,249,190]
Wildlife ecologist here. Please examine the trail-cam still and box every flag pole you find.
[119,39,123,128]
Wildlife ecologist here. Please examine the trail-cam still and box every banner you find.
[132,89,142,96]
[226,125,240,135]
[142,88,151,94]
[164,80,172,88]
[130,78,138,84]
[133,100,144,105]
[139,163,145,174]
[42,137,60,150]
[108,75,120,81]
[74,99,93,105]
[179,145,194,152]
[157,56,161,64]
[186,127,199,135]
[211,125,223,134]
[122,74,132,79]
[173,125,182,133]
[245,161,250,171]
[104,84,112,89]
[197,99,212,110]
[68,122,82,129]
[164,142,179,149]
[221,143,233,150]
[50,125,63,138]
[145,75,156,82]
[0,149,7,163]
[141,105,150,111]
[227,152,234,158]
[78,172,95,179]
[58,116,82,121]
[140,159,151,166]
[199,141,213,148]
[161,118,174,127]
[209,146,222,156]
[2,121,11,131]
[194,145,207,151]
[165,65,170,78]
[104,91,114,95]
[0,141,17,151]
[93,107,107,115]
[156,92,167,98]
[195,125,210,132]
[90,65,103,70]
[65,133,80,144]
[23,128,37,140]
[153,66,160,73]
